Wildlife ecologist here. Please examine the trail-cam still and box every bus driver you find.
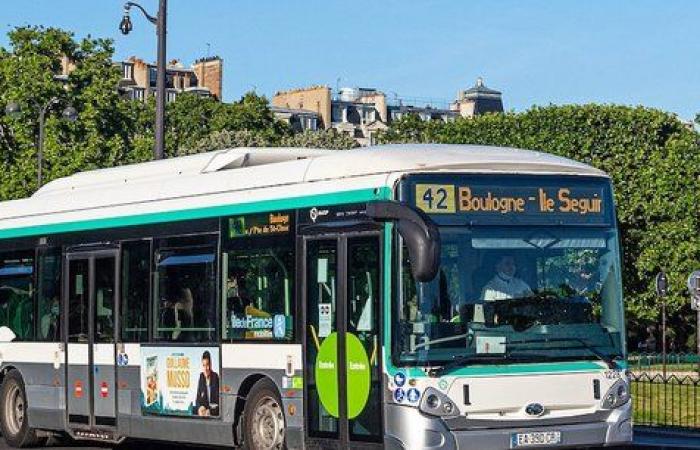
[481,255,533,301]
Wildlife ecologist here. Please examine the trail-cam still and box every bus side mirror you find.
[366,201,440,282]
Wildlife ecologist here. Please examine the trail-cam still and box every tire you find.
[0,369,42,448]
[243,378,286,450]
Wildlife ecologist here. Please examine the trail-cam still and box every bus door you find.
[302,232,383,448]
[64,248,118,437]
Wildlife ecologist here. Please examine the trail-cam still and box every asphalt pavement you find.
[0,431,696,450]
[0,437,216,449]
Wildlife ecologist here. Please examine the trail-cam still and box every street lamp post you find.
[120,0,167,160]
[5,98,78,187]
[655,271,668,377]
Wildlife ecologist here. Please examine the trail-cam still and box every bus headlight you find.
[601,380,630,409]
[419,387,459,418]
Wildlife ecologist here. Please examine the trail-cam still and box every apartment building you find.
[272,78,503,145]
[117,56,223,102]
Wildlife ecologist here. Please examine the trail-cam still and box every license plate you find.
[511,431,562,448]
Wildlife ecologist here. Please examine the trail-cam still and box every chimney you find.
[193,56,223,100]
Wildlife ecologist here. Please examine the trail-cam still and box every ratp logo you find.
[309,207,329,223]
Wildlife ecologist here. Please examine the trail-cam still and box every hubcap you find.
[4,383,24,436]
[250,396,285,449]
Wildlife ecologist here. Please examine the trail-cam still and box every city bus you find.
[0,144,632,449]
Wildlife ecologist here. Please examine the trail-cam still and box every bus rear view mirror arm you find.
[366,201,441,282]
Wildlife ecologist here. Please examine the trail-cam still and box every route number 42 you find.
[415,184,456,214]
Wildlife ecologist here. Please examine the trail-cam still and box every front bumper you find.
[384,401,632,450]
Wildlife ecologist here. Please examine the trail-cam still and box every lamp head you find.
[4,102,20,117]
[62,106,78,122]
[119,6,133,35]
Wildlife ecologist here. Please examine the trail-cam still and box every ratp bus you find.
[0,144,631,450]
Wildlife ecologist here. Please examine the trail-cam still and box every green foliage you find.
[280,129,358,150]
[379,106,700,322]
[0,26,148,198]
[191,128,357,153]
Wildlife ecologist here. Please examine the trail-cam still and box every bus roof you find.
[0,144,608,238]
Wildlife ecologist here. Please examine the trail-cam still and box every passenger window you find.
[223,212,294,341]
[154,239,217,342]
[94,256,116,343]
[121,240,151,342]
[0,250,35,340]
[37,248,61,341]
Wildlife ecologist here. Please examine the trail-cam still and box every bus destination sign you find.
[406,175,613,226]
[228,211,291,238]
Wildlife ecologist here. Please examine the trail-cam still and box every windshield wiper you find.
[429,353,559,377]
[507,337,618,369]
[413,333,470,350]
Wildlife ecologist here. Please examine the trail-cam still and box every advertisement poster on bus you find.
[140,347,220,418]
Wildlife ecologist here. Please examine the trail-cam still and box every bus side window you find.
[121,240,151,342]
[0,249,35,340]
[37,247,61,341]
[223,238,295,342]
[154,238,217,343]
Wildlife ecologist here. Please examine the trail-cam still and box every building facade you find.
[117,56,223,102]
[60,54,223,103]
[272,78,503,145]
[450,77,504,117]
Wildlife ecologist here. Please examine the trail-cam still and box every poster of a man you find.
[195,350,219,416]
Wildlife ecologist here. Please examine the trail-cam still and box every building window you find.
[331,104,343,123]
[306,117,318,131]
[123,63,134,80]
[37,248,60,341]
[222,212,294,341]
[131,87,145,101]
[0,250,35,340]
[149,67,157,87]
[121,240,151,342]
[154,236,218,342]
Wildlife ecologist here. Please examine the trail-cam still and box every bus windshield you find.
[397,224,625,367]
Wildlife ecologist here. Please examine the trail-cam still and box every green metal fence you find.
[631,372,700,429]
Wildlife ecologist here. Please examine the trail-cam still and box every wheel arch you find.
[0,364,20,387]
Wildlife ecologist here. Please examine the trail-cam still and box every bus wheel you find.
[0,369,42,448]
[243,379,286,450]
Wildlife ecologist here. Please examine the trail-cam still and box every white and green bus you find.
[0,144,631,449]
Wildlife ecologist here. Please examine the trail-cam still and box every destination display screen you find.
[227,211,292,238]
[402,174,614,226]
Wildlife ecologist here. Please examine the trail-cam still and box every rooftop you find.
[462,77,502,98]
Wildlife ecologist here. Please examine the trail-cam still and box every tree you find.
[166,91,290,156]
[0,26,148,199]
[191,128,358,153]
[379,105,700,323]
[280,129,357,150]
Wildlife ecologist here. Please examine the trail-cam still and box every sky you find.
[2,0,698,120]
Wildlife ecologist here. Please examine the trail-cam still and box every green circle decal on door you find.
[315,332,339,417]
[314,332,371,419]
[345,332,371,419]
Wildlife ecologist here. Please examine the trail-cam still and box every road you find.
[0,437,217,450]
[0,431,695,450]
